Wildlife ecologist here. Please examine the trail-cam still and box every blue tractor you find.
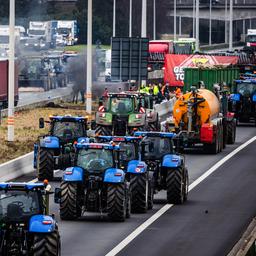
[0,182,60,255]
[97,136,154,213]
[54,142,131,221]
[229,79,256,126]
[34,115,88,181]
[134,131,189,204]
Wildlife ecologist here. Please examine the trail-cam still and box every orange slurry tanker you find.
[173,87,236,154]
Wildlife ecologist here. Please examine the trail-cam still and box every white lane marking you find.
[28,170,61,183]
[105,136,256,256]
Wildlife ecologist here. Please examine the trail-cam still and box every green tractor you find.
[95,92,147,136]
[95,92,160,136]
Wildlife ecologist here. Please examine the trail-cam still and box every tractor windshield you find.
[77,148,114,172]
[119,143,136,163]
[237,83,256,96]
[109,97,134,114]
[247,35,256,43]
[142,137,173,160]
[52,121,84,140]
[0,190,41,221]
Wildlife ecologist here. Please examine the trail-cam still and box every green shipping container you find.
[183,67,240,93]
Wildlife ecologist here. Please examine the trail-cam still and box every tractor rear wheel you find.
[38,149,55,181]
[130,174,148,213]
[33,231,60,256]
[227,120,236,144]
[107,183,127,221]
[166,167,186,204]
[60,182,82,220]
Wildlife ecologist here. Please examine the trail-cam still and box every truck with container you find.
[229,78,256,126]
[0,59,19,109]
[0,26,21,53]
[0,182,61,255]
[56,20,78,46]
[54,142,131,221]
[28,21,57,49]
[173,87,236,153]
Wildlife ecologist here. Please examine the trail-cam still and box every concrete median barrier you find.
[0,152,34,182]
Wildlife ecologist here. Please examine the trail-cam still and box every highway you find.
[14,125,256,256]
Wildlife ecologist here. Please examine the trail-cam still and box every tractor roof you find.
[0,182,45,191]
[97,136,141,143]
[235,79,256,84]
[49,115,87,122]
[76,142,120,150]
[134,131,176,138]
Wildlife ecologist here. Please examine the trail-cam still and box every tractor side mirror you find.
[39,118,45,129]
[54,188,61,204]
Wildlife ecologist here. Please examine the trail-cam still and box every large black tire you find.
[60,182,82,220]
[107,183,127,221]
[130,174,148,213]
[183,168,189,202]
[33,231,60,256]
[37,149,55,181]
[166,167,186,204]
[227,120,236,144]
[204,126,218,154]
[95,125,112,136]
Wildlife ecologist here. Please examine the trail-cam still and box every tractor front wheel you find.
[37,149,55,181]
[60,182,82,220]
[107,183,127,221]
[166,167,187,204]
[130,174,148,213]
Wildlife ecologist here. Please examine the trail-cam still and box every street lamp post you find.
[141,0,147,37]
[153,0,156,40]
[86,0,92,114]
[193,0,196,38]
[229,0,233,51]
[113,0,116,37]
[129,0,132,37]
[195,0,199,51]
[225,0,228,43]
[174,0,177,40]
[209,0,212,45]
[8,0,15,142]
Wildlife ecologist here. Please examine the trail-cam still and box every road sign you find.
[111,37,149,82]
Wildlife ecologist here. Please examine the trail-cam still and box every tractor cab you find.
[74,142,120,175]
[97,136,141,169]
[0,182,60,255]
[229,79,256,125]
[39,115,87,143]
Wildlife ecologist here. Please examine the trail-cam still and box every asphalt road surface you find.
[14,125,256,256]
[18,84,73,107]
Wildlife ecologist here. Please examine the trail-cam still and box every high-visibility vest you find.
[153,85,159,95]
